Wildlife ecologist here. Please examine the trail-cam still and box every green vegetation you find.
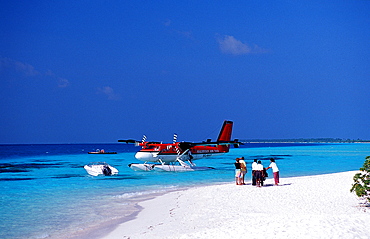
[351,156,370,206]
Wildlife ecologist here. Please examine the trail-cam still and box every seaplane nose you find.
[135,151,156,161]
[134,152,145,160]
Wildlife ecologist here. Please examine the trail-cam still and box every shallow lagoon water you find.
[0,143,369,238]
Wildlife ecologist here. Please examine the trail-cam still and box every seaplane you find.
[118,120,240,172]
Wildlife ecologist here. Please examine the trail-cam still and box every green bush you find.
[351,156,370,205]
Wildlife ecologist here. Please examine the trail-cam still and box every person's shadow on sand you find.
[240,182,292,187]
[261,183,292,187]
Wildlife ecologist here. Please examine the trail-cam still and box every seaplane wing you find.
[188,139,241,148]
[118,139,162,145]
[118,120,240,172]
[118,139,138,144]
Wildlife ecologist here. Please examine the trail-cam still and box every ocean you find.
[1,143,369,239]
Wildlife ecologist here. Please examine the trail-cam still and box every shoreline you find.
[65,189,185,239]
[100,171,370,239]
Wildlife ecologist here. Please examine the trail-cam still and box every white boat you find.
[84,162,118,176]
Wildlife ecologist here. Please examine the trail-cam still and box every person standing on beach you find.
[255,160,264,187]
[234,158,242,185]
[251,159,258,186]
[266,158,279,186]
[239,157,247,185]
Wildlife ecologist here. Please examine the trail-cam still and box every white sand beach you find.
[102,171,370,239]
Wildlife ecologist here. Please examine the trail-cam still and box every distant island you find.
[241,138,370,143]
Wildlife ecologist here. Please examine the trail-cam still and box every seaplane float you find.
[118,120,241,172]
[84,162,118,176]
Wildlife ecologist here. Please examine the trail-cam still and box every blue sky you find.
[1,1,369,144]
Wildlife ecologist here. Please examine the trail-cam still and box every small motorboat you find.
[88,149,117,154]
[84,162,118,176]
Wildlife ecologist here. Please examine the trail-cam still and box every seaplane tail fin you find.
[217,120,233,142]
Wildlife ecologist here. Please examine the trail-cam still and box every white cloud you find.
[217,35,268,55]
[1,57,71,88]
[163,19,194,40]
[164,19,171,27]
[0,57,40,76]
[218,35,251,55]
[97,86,121,101]
[57,78,70,88]
[176,30,193,39]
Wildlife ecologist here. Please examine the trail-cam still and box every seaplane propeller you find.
[173,133,178,144]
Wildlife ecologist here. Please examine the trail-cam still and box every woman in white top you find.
[266,158,279,185]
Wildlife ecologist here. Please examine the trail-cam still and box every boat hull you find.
[84,164,118,176]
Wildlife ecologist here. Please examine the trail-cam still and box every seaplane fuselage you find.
[119,120,237,171]
[134,143,229,163]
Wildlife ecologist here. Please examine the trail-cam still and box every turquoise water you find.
[0,143,369,238]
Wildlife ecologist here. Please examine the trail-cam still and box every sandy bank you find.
[102,171,370,239]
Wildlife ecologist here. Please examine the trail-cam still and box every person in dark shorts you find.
[255,160,264,187]
[251,159,257,185]
[234,158,242,185]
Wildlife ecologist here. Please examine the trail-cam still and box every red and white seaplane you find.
[118,120,240,172]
